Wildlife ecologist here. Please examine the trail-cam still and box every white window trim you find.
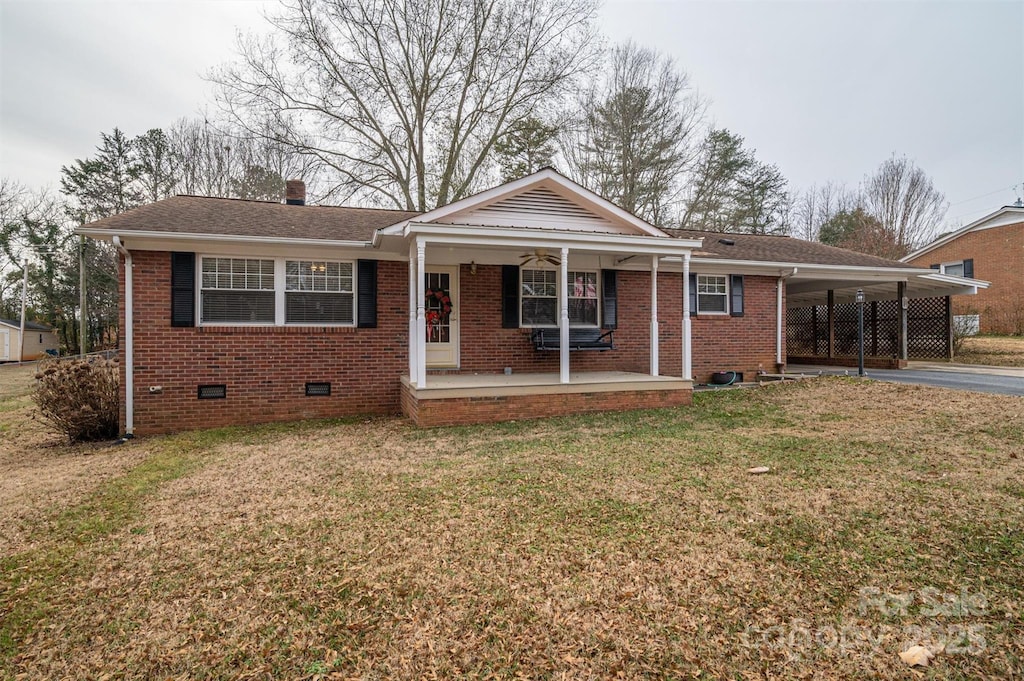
[940,260,965,276]
[567,270,601,329]
[696,274,729,315]
[197,255,359,327]
[518,266,601,328]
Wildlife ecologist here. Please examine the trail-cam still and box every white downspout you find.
[112,236,133,436]
[777,267,798,367]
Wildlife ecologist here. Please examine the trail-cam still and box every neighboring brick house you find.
[78,169,980,435]
[903,205,1024,335]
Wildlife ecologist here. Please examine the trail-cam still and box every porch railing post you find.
[416,239,427,388]
[559,247,570,384]
[682,253,692,380]
[408,242,417,383]
[650,256,659,376]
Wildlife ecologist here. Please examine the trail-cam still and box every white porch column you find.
[650,256,659,377]
[559,247,570,384]
[415,239,427,388]
[408,242,417,382]
[682,253,692,380]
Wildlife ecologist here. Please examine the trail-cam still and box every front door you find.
[425,267,459,368]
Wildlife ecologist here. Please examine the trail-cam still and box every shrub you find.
[34,357,119,443]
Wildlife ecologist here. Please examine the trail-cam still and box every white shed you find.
[0,318,60,361]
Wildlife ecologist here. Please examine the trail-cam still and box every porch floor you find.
[403,371,691,399]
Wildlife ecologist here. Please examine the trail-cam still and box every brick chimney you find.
[285,180,306,206]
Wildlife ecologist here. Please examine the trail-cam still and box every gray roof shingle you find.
[80,195,924,270]
[80,195,421,242]
[666,229,917,269]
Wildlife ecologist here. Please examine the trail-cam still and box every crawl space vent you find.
[197,384,227,400]
[305,382,331,397]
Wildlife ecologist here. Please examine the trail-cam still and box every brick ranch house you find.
[77,169,983,435]
[903,205,1024,335]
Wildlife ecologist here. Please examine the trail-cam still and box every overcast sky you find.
[1,0,1021,227]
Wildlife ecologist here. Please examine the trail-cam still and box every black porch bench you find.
[531,328,615,351]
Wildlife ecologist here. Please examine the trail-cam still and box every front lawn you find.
[956,334,1024,367]
[1,368,1021,679]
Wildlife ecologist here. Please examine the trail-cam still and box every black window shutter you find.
[730,275,744,317]
[357,259,377,328]
[170,252,195,327]
[929,263,940,270]
[688,273,697,316]
[601,269,617,329]
[962,259,974,278]
[501,265,520,328]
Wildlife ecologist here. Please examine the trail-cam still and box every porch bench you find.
[531,328,615,351]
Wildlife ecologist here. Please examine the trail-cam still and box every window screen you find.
[200,258,275,323]
[285,261,355,324]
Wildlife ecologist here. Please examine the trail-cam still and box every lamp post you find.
[856,288,865,377]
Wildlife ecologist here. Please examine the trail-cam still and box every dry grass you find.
[956,335,1024,367]
[1,369,1022,679]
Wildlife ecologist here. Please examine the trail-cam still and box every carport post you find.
[897,281,908,361]
[827,290,835,359]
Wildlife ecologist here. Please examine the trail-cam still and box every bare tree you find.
[213,0,600,211]
[134,129,179,202]
[794,181,859,242]
[863,154,947,254]
[565,41,705,225]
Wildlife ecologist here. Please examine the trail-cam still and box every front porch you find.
[400,371,693,427]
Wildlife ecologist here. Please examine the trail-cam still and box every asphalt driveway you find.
[786,363,1024,397]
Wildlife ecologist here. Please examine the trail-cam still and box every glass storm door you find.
[424,267,459,367]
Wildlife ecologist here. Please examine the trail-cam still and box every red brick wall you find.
[691,275,782,382]
[457,266,679,377]
[121,251,408,435]
[119,253,782,434]
[402,384,692,427]
[906,221,1024,334]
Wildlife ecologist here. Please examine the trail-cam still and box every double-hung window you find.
[201,257,275,323]
[199,257,356,325]
[696,274,728,314]
[285,261,354,324]
[520,269,599,327]
[521,269,558,326]
[568,271,598,326]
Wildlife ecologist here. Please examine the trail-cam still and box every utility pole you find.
[79,236,87,356]
[19,257,28,362]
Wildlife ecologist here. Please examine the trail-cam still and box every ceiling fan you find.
[519,248,561,267]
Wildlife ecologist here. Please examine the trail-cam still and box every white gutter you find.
[777,268,798,366]
[77,228,372,249]
[112,236,133,436]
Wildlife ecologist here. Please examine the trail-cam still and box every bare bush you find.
[34,357,119,443]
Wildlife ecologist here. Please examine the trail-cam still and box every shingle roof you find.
[0,318,52,331]
[665,229,918,269]
[80,195,924,270]
[80,195,421,242]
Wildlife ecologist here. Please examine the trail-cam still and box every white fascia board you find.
[77,228,373,250]
[902,206,1024,261]
[920,272,990,289]
[379,169,667,237]
[404,222,702,254]
[690,257,929,280]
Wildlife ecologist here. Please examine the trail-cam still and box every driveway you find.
[786,362,1024,397]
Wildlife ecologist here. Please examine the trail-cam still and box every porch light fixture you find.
[470,261,477,275]
[855,288,865,377]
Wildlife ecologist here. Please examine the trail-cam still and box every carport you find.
[786,270,988,366]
